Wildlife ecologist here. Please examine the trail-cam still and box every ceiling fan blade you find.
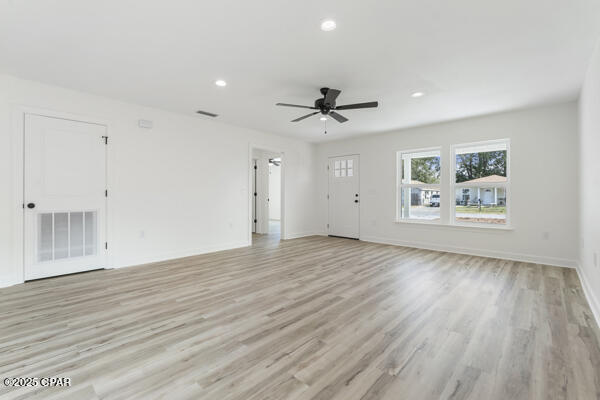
[324,89,341,105]
[276,103,316,109]
[329,111,348,123]
[335,101,378,110]
[292,111,319,122]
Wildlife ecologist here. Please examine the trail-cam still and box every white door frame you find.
[252,158,257,233]
[327,153,360,239]
[10,105,112,285]
[248,144,285,243]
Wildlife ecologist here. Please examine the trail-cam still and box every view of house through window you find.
[398,149,441,221]
[453,140,508,224]
[397,140,509,225]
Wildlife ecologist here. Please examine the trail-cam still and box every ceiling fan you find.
[276,87,378,123]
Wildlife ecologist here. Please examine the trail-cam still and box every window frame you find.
[450,139,511,228]
[396,147,442,223]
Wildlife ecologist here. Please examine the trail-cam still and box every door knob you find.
[27,203,35,209]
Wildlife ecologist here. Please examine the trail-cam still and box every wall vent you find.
[196,110,219,118]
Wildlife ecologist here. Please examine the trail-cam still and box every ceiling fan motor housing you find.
[316,88,335,114]
[315,98,332,114]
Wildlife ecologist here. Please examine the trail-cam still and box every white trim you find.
[10,104,112,286]
[396,146,442,156]
[397,184,442,189]
[396,147,442,222]
[0,275,21,288]
[450,138,510,227]
[361,235,577,268]
[400,149,440,159]
[454,141,508,155]
[576,263,600,328]
[394,219,513,230]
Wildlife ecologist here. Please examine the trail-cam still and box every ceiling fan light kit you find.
[276,87,378,133]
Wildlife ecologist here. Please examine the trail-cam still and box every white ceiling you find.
[1,0,599,142]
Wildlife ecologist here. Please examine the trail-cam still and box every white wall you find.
[578,39,600,320]
[0,74,318,287]
[316,102,580,267]
[0,72,586,290]
[269,163,281,220]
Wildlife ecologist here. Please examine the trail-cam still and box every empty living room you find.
[2,1,600,399]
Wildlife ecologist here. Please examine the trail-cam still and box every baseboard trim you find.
[1,240,252,289]
[111,241,250,270]
[576,262,600,328]
[360,235,577,268]
[284,231,327,240]
[0,276,21,288]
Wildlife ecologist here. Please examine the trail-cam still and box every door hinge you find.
[254,192,257,197]
[105,189,108,197]
[105,242,108,250]
[327,165,330,170]
[253,219,257,223]
[254,165,257,170]
[327,194,329,199]
[102,136,108,145]
[327,223,329,229]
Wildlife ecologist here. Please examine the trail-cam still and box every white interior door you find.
[24,114,107,280]
[328,155,360,239]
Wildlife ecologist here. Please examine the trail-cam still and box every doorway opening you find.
[250,147,284,244]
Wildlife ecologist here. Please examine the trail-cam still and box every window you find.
[334,159,354,177]
[397,149,441,221]
[396,139,510,227]
[452,140,509,225]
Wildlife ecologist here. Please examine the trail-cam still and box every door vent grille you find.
[196,110,219,118]
[38,211,97,261]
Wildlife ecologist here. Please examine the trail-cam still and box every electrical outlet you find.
[542,232,549,240]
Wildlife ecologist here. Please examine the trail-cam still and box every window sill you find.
[394,219,514,231]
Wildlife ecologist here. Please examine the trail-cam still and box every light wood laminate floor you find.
[1,234,600,400]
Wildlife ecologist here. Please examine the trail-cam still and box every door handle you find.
[354,200,359,203]
[27,203,36,209]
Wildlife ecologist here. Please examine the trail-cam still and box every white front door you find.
[24,114,108,280]
[328,155,360,239]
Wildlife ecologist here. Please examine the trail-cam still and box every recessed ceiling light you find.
[320,116,328,121]
[215,79,227,87]
[411,91,425,98]
[321,19,336,31]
